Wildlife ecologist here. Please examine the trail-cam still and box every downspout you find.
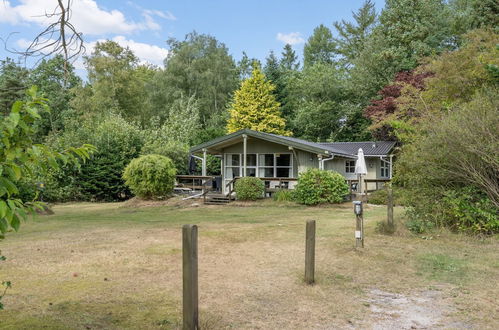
[321,155,335,170]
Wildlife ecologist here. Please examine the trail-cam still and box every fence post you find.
[387,187,394,227]
[183,224,198,330]
[305,220,316,284]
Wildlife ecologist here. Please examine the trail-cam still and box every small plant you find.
[368,189,388,205]
[234,177,265,201]
[273,189,295,202]
[294,169,349,205]
[123,154,176,199]
[375,221,396,235]
[405,218,435,234]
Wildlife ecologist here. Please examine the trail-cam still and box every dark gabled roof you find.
[190,129,395,157]
[190,129,354,157]
[318,141,397,156]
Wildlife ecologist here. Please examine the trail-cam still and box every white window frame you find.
[345,160,355,173]
[224,152,294,180]
[380,158,390,178]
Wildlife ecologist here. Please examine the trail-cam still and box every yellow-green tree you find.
[227,66,291,135]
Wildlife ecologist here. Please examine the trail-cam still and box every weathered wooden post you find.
[182,224,198,330]
[305,220,316,284]
[387,187,394,227]
[353,201,364,248]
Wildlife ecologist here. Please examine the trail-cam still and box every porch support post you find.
[318,155,323,170]
[389,154,393,179]
[202,149,207,177]
[242,134,247,177]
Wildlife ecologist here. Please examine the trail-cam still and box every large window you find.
[275,154,292,178]
[225,153,293,180]
[380,159,390,178]
[345,160,355,173]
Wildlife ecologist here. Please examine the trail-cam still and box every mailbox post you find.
[353,201,364,248]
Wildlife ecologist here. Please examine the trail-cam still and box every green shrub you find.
[441,187,499,235]
[368,189,388,205]
[273,189,295,202]
[45,113,144,201]
[123,155,176,199]
[294,169,349,205]
[235,177,265,201]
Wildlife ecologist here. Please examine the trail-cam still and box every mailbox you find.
[353,201,363,216]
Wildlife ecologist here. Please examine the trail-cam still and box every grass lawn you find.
[0,200,498,329]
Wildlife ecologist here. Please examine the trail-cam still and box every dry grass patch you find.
[0,202,498,329]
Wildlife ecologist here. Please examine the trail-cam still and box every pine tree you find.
[303,24,336,67]
[333,0,377,65]
[227,65,290,135]
[280,44,299,70]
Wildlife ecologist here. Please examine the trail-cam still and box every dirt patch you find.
[366,288,467,329]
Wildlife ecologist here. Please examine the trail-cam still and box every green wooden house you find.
[187,129,396,198]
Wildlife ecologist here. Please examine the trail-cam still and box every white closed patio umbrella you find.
[355,148,368,198]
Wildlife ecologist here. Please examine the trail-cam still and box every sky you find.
[0,0,384,75]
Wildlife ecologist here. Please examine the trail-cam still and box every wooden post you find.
[387,187,394,226]
[305,220,316,284]
[183,225,198,330]
[353,201,364,248]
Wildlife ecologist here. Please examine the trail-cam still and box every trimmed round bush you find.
[123,154,176,199]
[235,177,265,201]
[294,168,349,205]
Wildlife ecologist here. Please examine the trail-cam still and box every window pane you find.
[276,154,291,166]
[259,154,274,166]
[226,167,240,178]
[229,154,240,166]
[276,167,290,178]
[259,167,274,178]
[246,154,256,166]
[246,168,256,177]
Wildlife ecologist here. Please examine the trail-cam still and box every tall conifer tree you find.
[227,66,290,135]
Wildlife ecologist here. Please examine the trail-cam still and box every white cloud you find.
[276,32,305,45]
[81,36,169,68]
[0,0,173,35]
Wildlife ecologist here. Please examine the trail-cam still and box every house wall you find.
[324,157,388,190]
[220,138,389,192]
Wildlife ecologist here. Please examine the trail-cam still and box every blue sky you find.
[0,0,384,74]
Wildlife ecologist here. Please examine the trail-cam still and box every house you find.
[187,129,396,196]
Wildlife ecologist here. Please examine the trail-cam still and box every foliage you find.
[333,0,377,66]
[280,44,300,71]
[149,32,238,128]
[303,24,336,67]
[234,177,265,201]
[78,40,156,125]
[288,63,347,141]
[441,187,499,234]
[28,55,81,137]
[123,154,176,199]
[0,87,94,236]
[141,140,190,175]
[350,0,453,100]
[395,86,499,234]
[45,113,143,201]
[0,58,29,116]
[364,70,433,140]
[227,65,290,135]
[272,189,295,202]
[294,169,349,205]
